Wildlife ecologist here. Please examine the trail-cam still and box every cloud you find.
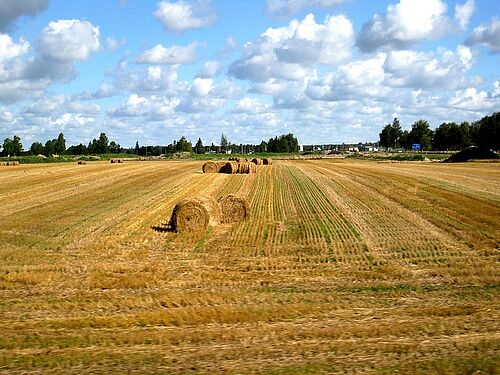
[136,42,199,64]
[106,37,126,51]
[233,97,269,113]
[38,19,100,62]
[384,45,474,89]
[0,0,48,32]
[465,18,500,53]
[307,53,387,101]
[264,0,346,18]
[196,60,220,78]
[154,0,216,32]
[229,13,353,84]
[448,83,500,111]
[357,0,473,52]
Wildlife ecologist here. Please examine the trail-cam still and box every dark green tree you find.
[97,133,109,154]
[379,118,403,149]
[44,139,55,156]
[408,120,432,150]
[220,134,229,153]
[108,141,121,154]
[195,138,204,154]
[30,141,45,155]
[2,135,23,156]
[475,112,499,151]
[54,132,66,154]
[174,136,192,152]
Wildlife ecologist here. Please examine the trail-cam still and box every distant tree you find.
[475,112,499,151]
[195,138,204,154]
[220,134,229,153]
[67,143,88,155]
[379,118,403,149]
[408,120,432,150]
[44,139,55,156]
[174,136,192,152]
[97,133,109,153]
[30,141,45,155]
[434,122,463,150]
[210,142,217,152]
[54,132,66,154]
[267,133,298,153]
[2,135,23,156]
[134,141,140,154]
[108,141,121,154]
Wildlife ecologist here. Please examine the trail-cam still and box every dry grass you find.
[0,159,499,373]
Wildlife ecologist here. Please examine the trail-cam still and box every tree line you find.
[379,112,499,151]
[1,132,299,157]
[1,132,121,157]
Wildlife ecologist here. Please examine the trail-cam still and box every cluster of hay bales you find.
[110,159,124,163]
[202,157,272,174]
[169,194,249,233]
[77,161,87,165]
[0,161,20,166]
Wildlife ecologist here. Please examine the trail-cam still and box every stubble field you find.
[0,159,499,373]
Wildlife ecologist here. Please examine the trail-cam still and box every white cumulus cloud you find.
[154,0,216,32]
[465,18,500,53]
[357,0,473,52]
[136,42,199,64]
[38,19,100,62]
[0,0,48,32]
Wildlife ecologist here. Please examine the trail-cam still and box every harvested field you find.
[0,159,499,373]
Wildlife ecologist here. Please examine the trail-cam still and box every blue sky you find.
[0,0,498,148]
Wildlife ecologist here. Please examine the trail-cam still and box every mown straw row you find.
[170,194,249,232]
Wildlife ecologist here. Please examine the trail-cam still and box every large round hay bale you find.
[222,161,239,174]
[170,196,220,233]
[202,161,220,173]
[251,158,263,165]
[238,161,256,174]
[218,195,249,224]
[263,158,273,165]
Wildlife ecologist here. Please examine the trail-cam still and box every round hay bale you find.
[202,161,220,173]
[251,158,263,165]
[218,195,249,224]
[263,158,273,165]
[78,160,87,165]
[110,159,116,163]
[170,196,220,233]
[237,161,250,174]
[250,162,257,173]
[222,161,239,174]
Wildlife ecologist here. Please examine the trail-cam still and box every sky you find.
[0,0,498,148]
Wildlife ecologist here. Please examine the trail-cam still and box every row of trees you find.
[379,112,499,151]
[0,132,121,157]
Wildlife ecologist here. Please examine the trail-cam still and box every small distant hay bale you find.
[78,160,87,165]
[0,162,5,166]
[202,161,220,173]
[218,195,249,224]
[251,158,263,165]
[170,196,220,233]
[110,159,116,163]
[222,161,239,174]
[263,158,273,165]
[118,159,124,163]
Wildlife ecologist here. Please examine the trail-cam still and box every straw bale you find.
[263,158,273,165]
[222,161,239,174]
[202,161,220,173]
[170,196,220,233]
[218,195,249,224]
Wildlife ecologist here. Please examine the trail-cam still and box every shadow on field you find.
[151,222,175,233]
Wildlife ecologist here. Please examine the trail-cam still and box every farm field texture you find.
[0,159,499,373]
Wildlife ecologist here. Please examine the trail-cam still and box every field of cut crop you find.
[0,159,499,373]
